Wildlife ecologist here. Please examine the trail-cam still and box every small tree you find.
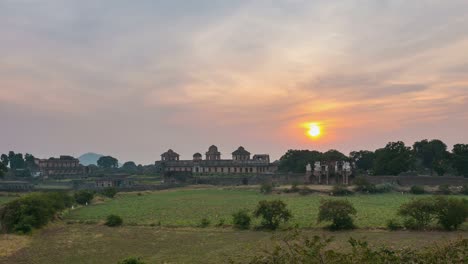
[433,196,468,230]
[353,177,376,193]
[232,209,251,230]
[318,199,357,230]
[260,182,273,194]
[74,190,94,205]
[253,200,291,230]
[118,257,146,264]
[398,197,436,229]
[101,187,118,198]
[410,185,425,195]
[105,214,123,227]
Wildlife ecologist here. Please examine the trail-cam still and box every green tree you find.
[278,150,322,173]
[318,199,357,230]
[350,150,375,173]
[8,151,26,170]
[433,196,468,230]
[321,149,347,162]
[398,197,437,229]
[373,141,413,175]
[413,139,450,176]
[452,144,468,177]
[1,154,9,166]
[0,161,7,178]
[74,190,95,205]
[232,209,251,230]
[122,161,138,173]
[97,156,119,169]
[253,200,292,230]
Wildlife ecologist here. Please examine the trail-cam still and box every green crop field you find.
[64,187,467,229]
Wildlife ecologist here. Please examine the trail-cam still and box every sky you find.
[1,0,468,164]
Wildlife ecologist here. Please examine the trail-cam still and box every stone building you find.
[94,177,135,188]
[157,145,277,175]
[310,160,352,185]
[35,155,88,179]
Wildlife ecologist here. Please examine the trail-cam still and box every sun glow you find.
[307,123,321,138]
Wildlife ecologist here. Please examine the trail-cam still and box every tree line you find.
[279,139,468,177]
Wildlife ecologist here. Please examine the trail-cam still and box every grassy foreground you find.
[65,187,467,229]
[1,223,466,264]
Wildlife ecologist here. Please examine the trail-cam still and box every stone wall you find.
[362,175,468,186]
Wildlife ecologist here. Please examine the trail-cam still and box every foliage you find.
[0,161,7,178]
[433,196,468,230]
[101,187,118,198]
[331,185,353,196]
[253,200,291,230]
[462,185,468,195]
[278,150,322,173]
[452,144,468,177]
[232,209,251,230]
[198,218,210,228]
[410,185,425,195]
[398,197,436,229]
[318,199,356,230]
[374,183,397,193]
[298,187,314,196]
[105,214,123,227]
[386,219,402,231]
[122,161,138,173]
[321,149,347,162]
[0,192,73,234]
[353,177,376,193]
[259,182,273,194]
[74,190,95,205]
[118,257,146,264]
[438,184,451,195]
[97,156,119,169]
[349,150,375,173]
[373,141,413,175]
[215,218,225,227]
[241,231,468,264]
[413,139,450,176]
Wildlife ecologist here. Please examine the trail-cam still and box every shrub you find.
[74,190,94,205]
[318,199,357,230]
[433,196,468,230]
[398,197,436,229]
[410,185,425,195]
[260,182,273,194]
[253,200,291,230]
[374,182,397,193]
[386,219,403,231]
[100,187,118,198]
[331,185,353,196]
[0,192,73,234]
[118,257,146,264]
[105,214,123,227]
[215,218,225,227]
[232,209,251,230]
[438,184,451,195]
[298,187,314,196]
[353,177,376,193]
[460,185,468,195]
[198,218,210,228]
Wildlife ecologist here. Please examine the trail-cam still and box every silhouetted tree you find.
[122,161,138,173]
[373,141,413,175]
[452,144,468,177]
[350,150,375,173]
[97,156,119,169]
[413,139,450,176]
[279,150,322,173]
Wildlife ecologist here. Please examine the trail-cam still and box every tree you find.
[1,154,9,167]
[0,161,7,178]
[398,197,437,229]
[8,151,25,170]
[433,196,468,230]
[253,200,292,230]
[321,149,347,162]
[74,190,94,205]
[122,161,138,173]
[350,150,375,173]
[97,156,119,169]
[452,144,468,177]
[413,139,449,176]
[278,150,322,173]
[373,141,413,175]
[105,214,123,227]
[318,199,357,230]
[232,209,251,230]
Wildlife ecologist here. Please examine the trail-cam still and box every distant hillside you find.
[78,152,104,166]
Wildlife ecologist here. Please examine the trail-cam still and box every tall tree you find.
[0,161,7,178]
[452,144,468,177]
[413,139,449,176]
[1,154,8,167]
[373,141,413,175]
[350,150,375,173]
[122,161,138,173]
[7,151,25,170]
[321,149,347,162]
[97,156,119,169]
[278,150,322,173]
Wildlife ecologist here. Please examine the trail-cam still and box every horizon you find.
[1,1,468,164]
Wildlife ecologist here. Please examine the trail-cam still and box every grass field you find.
[64,187,468,229]
[1,223,466,264]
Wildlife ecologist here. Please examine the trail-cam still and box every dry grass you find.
[0,234,31,258]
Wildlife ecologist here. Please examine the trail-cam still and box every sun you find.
[307,123,321,138]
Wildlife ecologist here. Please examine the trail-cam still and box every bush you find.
[461,185,468,195]
[253,200,291,230]
[410,185,425,195]
[105,214,123,227]
[74,190,95,205]
[398,197,436,229]
[386,219,403,231]
[353,177,376,193]
[331,185,353,196]
[198,218,210,228]
[260,182,273,194]
[0,192,73,234]
[232,209,251,230]
[215,218,225,227]
[438,184,451,195]
[433,196,468,230]
[374,183,397,193]
[318,199,357,230]
[118,257,146,264]
[100,187,118,198]
[298,187,314,196]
